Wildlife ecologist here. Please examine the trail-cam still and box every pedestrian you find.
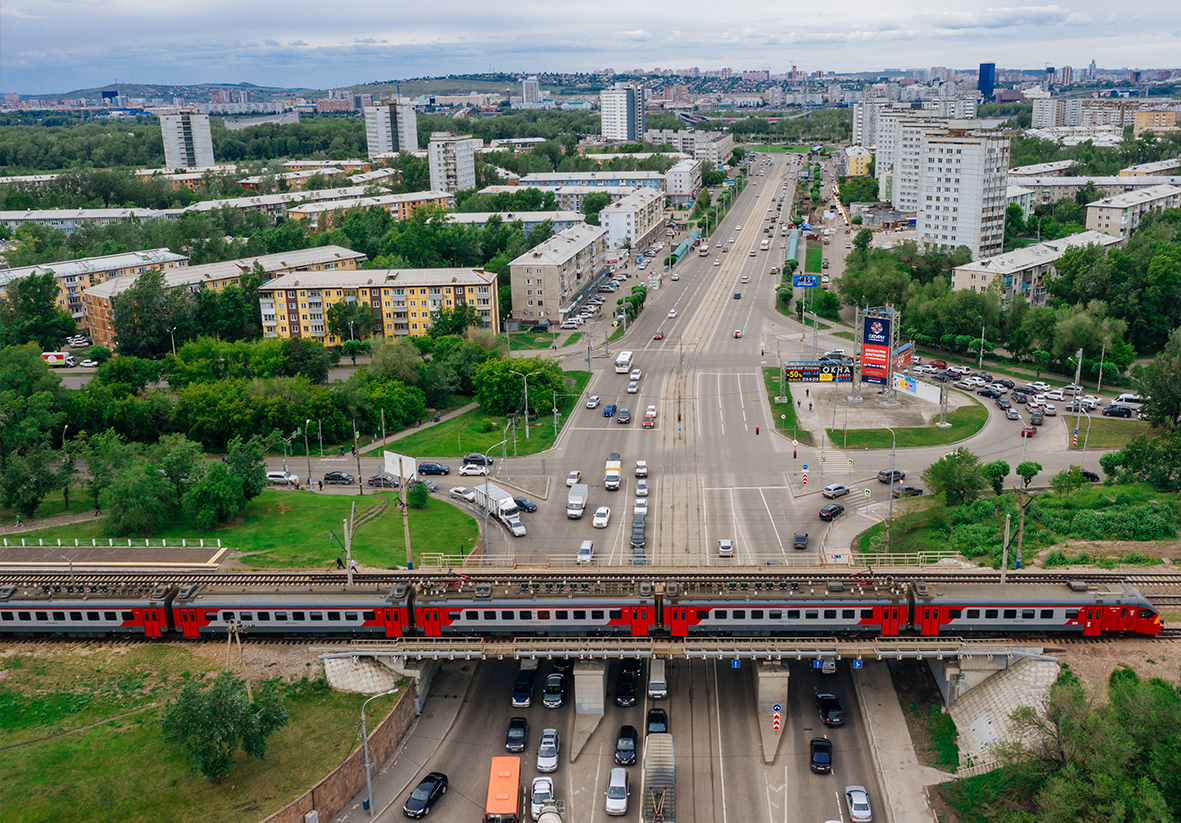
[435,412,441,422]
[809,402,813,411]
[307,477,312,490]
[14,514,22,527]
[797,400,801,409]
[318,480,323,492]
[335,555,345,570]
[351,445,357,456]
[805,388,810,398]
[349,558,359,573]
[93,503,101,516]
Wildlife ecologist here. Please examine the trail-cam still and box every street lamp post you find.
[509,370,542,439]
[481,439,509,554]
[977,317,986,370]
[361,688,398,815]
[304,419,313,490]
[1096,337,1108,393]
[879,424,897,549]
[1079,407,1093,469]
[1018,412,1029,462]
[170,326,177,357]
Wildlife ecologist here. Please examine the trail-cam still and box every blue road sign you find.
[773,704,782,713]
[853,660,863,669]
[802,464,809,471]
[731,660,741,669]
[812,659,823,669]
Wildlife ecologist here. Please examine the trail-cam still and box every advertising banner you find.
[793,274,818,288]
[783,361,853,383]
[893,342,914,371]
[861,315,892,385]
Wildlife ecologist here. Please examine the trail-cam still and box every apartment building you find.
[852,99,890,147]
[1007,184,1035,219]
[0,208,172,235]
[82,246,366,349]
[643,129,735,165]
[363,103,419,160]
[914,127,1010,258]
[601,83,645,142]
[1120,159,1181,177]
[136,165,239,190]
[599,189,665,251]
[283,159,371,174]
[1132,110,1180,137]
[520,171,666,192]
[509,224,610,322]
[1085,184,1181,240]
[428,132,480,193]
[258,268,499,342]
[443,211,584,233]
[952,231,1120,306]
[664,159,702,207]
[0,249,188,328]
[286,191,454,231]
[1008,160,1076,178]
[238,168,349,192]
[875,110,971,212]
[1010,175,1181,207]
[181,186,374,220]
[159,112,215,170]
[1031,98,1137,129]
[477,184,639,212]
[841,146,873,177]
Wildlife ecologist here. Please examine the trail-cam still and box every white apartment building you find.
[1008,175,1181,207]
[363,103,419,160]
[522,77,541,107]
[520,171,666,192]
[852,99,890,147]
[1007,184,1035,219]
[1120,159,1181,177]
[0,208,172,235]
[428,132,480,193]
[644,129,735,165]
[1031,98,1137,129]
[664,159,702,207]
[600,83,645,142]
[914,127,1010,258]
[875,110,968,212]
[854,99,975,149]
[599,188,665,251]
[952,231,1120,306]
[510,224,610,321]
[159,113,215,170]
[1085,184,1181,240]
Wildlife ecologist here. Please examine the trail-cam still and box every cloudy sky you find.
[1,1,1177,94]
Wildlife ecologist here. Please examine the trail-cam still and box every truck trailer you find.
[567,484,589,519]
[640,733,675,823]
[471,482,520,525]
[605,452,622,491]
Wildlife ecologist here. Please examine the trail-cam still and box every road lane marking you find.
[712,661,729,823]
[758,487,785,549]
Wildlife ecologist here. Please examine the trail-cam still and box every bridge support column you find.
[570,660,606,763]
[755,661,790,764]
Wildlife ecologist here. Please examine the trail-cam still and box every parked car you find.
[877,469,905,483]
[536,728,560,772]
[822,483,850,498]
[463,452,494,466]
[817,693,846,726]
[402,772,448,819]
[892,485,924,498]
[1011,391,1029,404]
[845,785,873,822]
[809,737,833,774]
[1043,404,1057,416]
[1103,405,1132,418]
[614,725,639,766]
[1005,408,1020,420]
[977,388,1002,399]
[266,470,299,486]
[323,471,355,485]
[995,398,1012,410]
[819,503,845,521]
[506,716,528,752]
[459,464,489,477]
[586,395,601,409]
[368,473,400,488]
[417,462,450,476]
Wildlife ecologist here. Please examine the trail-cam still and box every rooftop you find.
[287,191,453,215]
[1087,184,1181,209]
[181,186,373,212]
[0,208,167,222]
[443,211,583,225]
[1008,160,1076,176]
[600,189,664,214]
[0,248,187,286]
[510,224,608,267]
[258,267,496,291]
[521,171,665,184]
[955,231,1120,276]
[1121,159,1181,174]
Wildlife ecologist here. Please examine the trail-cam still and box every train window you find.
[752,610,764,619]
[310,612,323,621]
[502,611,515,620]
[805,610,819,620]
[448,611,461,620]
[949,609,962,619]
[591,610,604,620]
[19,612,32,621]
[861,609,873,619]
[715,611,727,620]
[824,610,836,619]
[985,609,997,619]
[1021,610,1034,620]
[484,611,496,620]
[344,612,359,621]
[556,610,569,620]
[610,610,623,620]
[521,610,532,620]
[1066,609,1079,619]
[538,611,550,620]
[86,613,100,621]
[770,610,782,620]
[733,610,746,619]
[1004,610,1017,619]
[53,611,65,620]
[327,612,340,621]
[36,611,48,621]
[293,611,305,621]
[221,611,234,622]
[1040,610,1053,619]
[69,611,82,620]
[787,610,800,619]
[842,610,855,619]
[0,611,10,621]
[966,609,979,619]
[274,612,288,621]
[257,612,270,621]
[466,610,478,620]
[1140,610,1154,618]
[240,612,253,621]
[697,609,711,619]
[574,611,587,620]
[105,611,116,620]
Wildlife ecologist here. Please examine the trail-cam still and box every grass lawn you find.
[757,144,813,153]
[762,368,815,445]
[609,325,626,342]
[1067,416,1152,450]
[506,332,558,351]
[12,490,479,569]
[827,400,988,449]
[373,371,591,462]
[0,645,402,823]
[804,246,822,273]
[831,330,855,341]
[0,487,91,525]
[562,332,583,347]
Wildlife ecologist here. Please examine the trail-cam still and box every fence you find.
[416,550,965,570]
[1,537,221,548]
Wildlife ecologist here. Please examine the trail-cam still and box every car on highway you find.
[463,452,494,466]
[733,329,743,338]
[636,479,648,497]
[459,464,488,477]
[635,460,648,477]
[1103,405,1132,418]
[603,403,616,417]
[629,369,642,382]
[630,525,646,550]
[615,671,638,707]
[877,469,905,483]
[618,408,631,424]
[653,330,665,339]
[633,499,648,517]
[506,716,529,752]
[822,483,850,498]
[893,485,924,498]
[530,776,553,820]
[819,503,845,521]
[514,496,538,513]
[1021,424,1036,437]
[605,767,630,816]
[367,473,400,488]
[543,673,565,708]
[733,292,741,299]
[817,693,846,726]
[417,462,450,476]
[592,507,611,528]
[845,785,873,822]
[714,259,721,266]
[566,470,581,486]
[614,725,639,766]
[1005,407,1020,420]
[536,728,560,772]
[586,395,601,409]
[793,532,809,550]
[627,381,639,394]
[576,540,594,565]
[718,538,734,557]
[323,471,355,485]
[449,486,475,502]
[809,738,833,774]
[402,772,449,818]
[507,518,527,537]
[79,359,98,368]
[741,275,749,283]
[646,708,669,734]
[667,308,677,318]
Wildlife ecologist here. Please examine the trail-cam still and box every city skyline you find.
[1,0,1179,95]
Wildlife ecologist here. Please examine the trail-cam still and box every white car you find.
[667,309,677,318]
[1043,403,1057,416]
[536,728,559,772]
[605,768,629,816]
[1030,381,1051,391]
[630,369,642,381]
[645,405,657,418]
[79,359,98,368]
[845,785,873,822]
[729,237,735,243]
[449,486,475,502]
[1045,389,1065,401]
[735,225,742,230]
[964,376,986,386]
[627,381,639,394]
[716,241,722,248]
[671,273,679,281]
[636,479,649,497]
[586,395,600,409]
[531,777,554,821]
[566,470,581,486]
[266,470,299,486]
[634,499,648,517]
[507,518,527,537]
[714,259,721,266]
[459,464,488,477]
[592,506,611,528]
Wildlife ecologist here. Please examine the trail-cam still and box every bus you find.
[760,239,770,251]
[615,351,634,373]
[484,756,522,823]
[698,246,710,257]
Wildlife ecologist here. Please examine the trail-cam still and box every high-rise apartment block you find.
[159,112,215,170]
[600,82,645,142]
[1031,98,1136,129]
[978,63,996,99]
[428,132,480,193]
[915,127,1010,258]
[363,103,419,160]
[522,77,541,107]
[644,129,734,165]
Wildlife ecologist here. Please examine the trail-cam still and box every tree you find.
[1050,465,1088,494]
[1013,460,1043,563]
[80,430,137,508]
[154,433,205,504]
[983,459,1011,532]
[1100,429,1181,490]
[920,448,986,506]
[224,434,268,501]
[280,337,332,384]
[161,671,289,780]
[103,459,173,536]
[110,269,195,360]
[581,192,612,226]
[183,462,247,529]
[0,271,75,349]
[1016,460,1042,488]
[326,300,378,342]
[407,480,430,509]
[429,304,479,338]
[474,356,564,416]
[1134,326,1181,429]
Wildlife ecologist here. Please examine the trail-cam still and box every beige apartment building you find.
[1085,184,1181,240]
[509,224,610,323]
[286,191,454,232]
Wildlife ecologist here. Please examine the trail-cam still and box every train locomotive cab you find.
[0,583,175,638]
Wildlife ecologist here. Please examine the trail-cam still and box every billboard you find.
[784,361,853,383]
[893,342,914,371]
[793,274,818,288]
[861,315,892,385]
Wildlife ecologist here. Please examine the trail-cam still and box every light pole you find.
[879,424,897,549]
[1079,407,1093,469]
[348,320,355,342]
[976,316,986,370]
[509,370,542,439]
[1096,337,1108,393]
[59,554,76,585]
[482,438,508,553]
[304,419,313,489]
[169,326,177,357]
[361,688,398,815]
[1018,412,1029,462]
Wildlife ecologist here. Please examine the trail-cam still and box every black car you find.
[368,473,400,488]
[512,666,537,707]
[506,716,528,752]
[463,452,494,466]
[543,672,566,708]
[618,408,632,424]
[809,738,833,774]
[877,469,905,483]
[513,496,538,513]
[418,462,450,476]
[630,526,646,549]
[632,514,646,529]
[646,708,669,734]
[1011,391,1029,404]
[793,531,809,550]
[971,372,993,382]
[616,671,638,706]
[402,771,448,818]
[819,503,845,522]
[406,478,439,493]
[1103,405,1132,418]
[552,658,574,672]
[995,377,1015,388]
[977,388,1002,398]
[615,725,639,766]
[323,471,355,485]
[1081,469,1101,482]
[817,693,846,726]
[892,485,924,498]
[995,398,1011,410]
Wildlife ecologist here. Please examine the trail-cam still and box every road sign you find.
[731,660,740,669]
[812,659,823,669]
[865,489,871,497]
[848,458,854,467]
[773,715,781,730]
[853,660,863,669]
[802,472,808,485]
[802,464,808,470]
[792,439,798,446]
[773,704,782,713]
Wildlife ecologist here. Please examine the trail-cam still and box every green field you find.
[562,332,583,347]
[506,331,558,350]
[826,401,988,449]
[12,490,478,569]
[0,645,401,823]
[805,246,822,273]
[755,144,814,154]
[763,368,814,445]
[1067,416,1152,449]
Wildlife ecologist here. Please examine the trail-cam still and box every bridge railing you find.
[416,550,966,571]
[2,537,221,549]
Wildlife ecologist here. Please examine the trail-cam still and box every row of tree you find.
[1008,130,1181,177]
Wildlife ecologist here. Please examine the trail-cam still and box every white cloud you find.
[614,30,652,42]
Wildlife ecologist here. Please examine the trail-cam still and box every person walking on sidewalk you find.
[93,503,101,516]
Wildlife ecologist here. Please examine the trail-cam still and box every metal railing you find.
[415,550,966,571]
[2,537,222,549]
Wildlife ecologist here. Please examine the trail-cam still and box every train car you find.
[0,583,175,637]
[661,580,910,638]
[414,580,657,638]
[170,583,411,638]
[910,580,1161,637]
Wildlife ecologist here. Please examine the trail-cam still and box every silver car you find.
[537,728,560,773]
[845,785,873,821]
[605,767,629,816]
[530,776,553,820]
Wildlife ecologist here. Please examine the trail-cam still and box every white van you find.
[1113,393,1146,410]
[647,659,667,699]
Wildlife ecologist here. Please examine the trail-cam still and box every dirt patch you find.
[1047,637,1181,693]
[888,658,958,772]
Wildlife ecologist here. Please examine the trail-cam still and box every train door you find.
[631,605,650,637]
[1083,606,1101,636]
[666,607,689,638]
[176,608,202,638]
[418,607,443,637]
[382,609,404,638]
[918,606,941,636]
[881,606,901,636]
[142,607,164,638]
[1106,606,1132,633]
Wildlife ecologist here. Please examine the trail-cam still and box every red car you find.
[653,330,664,340]
[928,359,947,369]
[1021,425,1036,437]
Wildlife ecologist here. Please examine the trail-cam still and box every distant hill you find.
[25,81,317,101]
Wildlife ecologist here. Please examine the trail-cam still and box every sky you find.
[1,0,1178,95]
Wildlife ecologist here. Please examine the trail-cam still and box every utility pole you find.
[399,458,413,570]
[352,420,363,494]
[1096,337,1107,393]
[1001,513,1011,583]
[303,420,312,490]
